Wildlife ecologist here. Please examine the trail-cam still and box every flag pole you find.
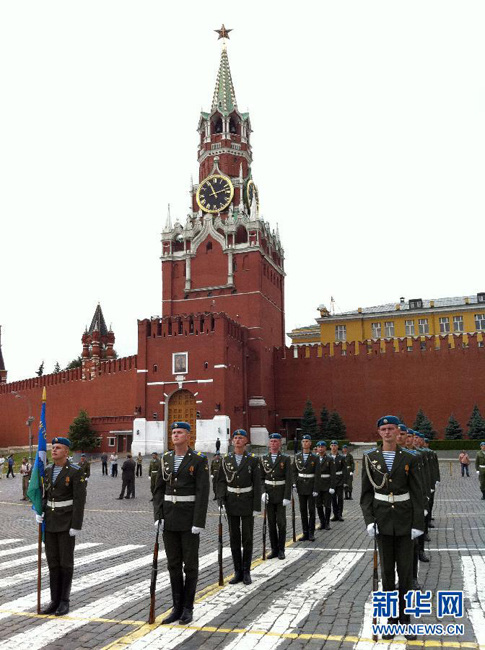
[37,522,42,613]
[32,386,47,614]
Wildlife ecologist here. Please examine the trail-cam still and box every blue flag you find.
[27,387,47,517]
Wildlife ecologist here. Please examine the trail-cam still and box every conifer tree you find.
[319,406,330,437]
[68,410,100,452]
[301,399,318,438]
[445,415,463,440]
[36,361,44,377]
[412,409,436,440]
[327,411,346,440]
[467,405,485,440]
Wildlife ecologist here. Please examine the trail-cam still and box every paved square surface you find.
[0,456,483,649]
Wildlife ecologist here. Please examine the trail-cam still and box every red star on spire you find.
[215,24,233,40]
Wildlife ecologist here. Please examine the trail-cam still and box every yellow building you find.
[289,294,485,354]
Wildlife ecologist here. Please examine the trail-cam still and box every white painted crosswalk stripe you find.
[0,539,23,548]
[0,551,157,622]
[125,548,308,650]
[461,555,485,647]
[221,551,364,650]
[0,543,38,558]
[0,543,101,572]
[0,549,233,650]
[0,544,144,589]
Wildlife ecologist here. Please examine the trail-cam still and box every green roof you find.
[211,45,237,115]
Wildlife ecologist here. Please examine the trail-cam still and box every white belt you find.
[298,473,315,478]
[320,474,331,478]
[151,470,158,473]
[227,486,253,494]
[265,480,286,486]
[374,492,410,503]
[335,471,343,475]
[164,495,195,503]
[47,500,73,508]
[479,465,485,468]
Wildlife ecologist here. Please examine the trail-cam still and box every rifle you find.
[262,496,267,560]
[291,494,296,542]
[218,505,224,586]
[372,522,378,642]
[148,519,162,624]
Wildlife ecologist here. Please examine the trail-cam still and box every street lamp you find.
[11,391,34,462]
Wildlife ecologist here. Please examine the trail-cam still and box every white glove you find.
[312,492,318,497]
[261,493,269,504]
[424,510,428,517]
[191,526,204,534]
[367,523,379,538]
[350,472,353,476]
[329,488,335,495]
[154,519,164,532]
[211,474,214,479]
[283,499,291,507]
[253,511,260,516]
[431,489,434,493]
[35,514,44,524]
[69,528,81,537]
[436,481,440,485]
[477,471,480,475]
[411,528,424,540]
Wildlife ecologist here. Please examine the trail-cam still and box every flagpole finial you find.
[42,387,46,402]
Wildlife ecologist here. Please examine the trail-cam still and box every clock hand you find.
[207,182,217,198]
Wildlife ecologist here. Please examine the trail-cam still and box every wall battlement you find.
[142,312,247,343]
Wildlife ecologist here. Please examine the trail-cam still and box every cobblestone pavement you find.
[0,458,483,650]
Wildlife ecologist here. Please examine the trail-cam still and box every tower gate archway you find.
[167,389,197,449]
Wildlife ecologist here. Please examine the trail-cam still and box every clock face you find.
[246,179,259,210]
[196,174,234,213]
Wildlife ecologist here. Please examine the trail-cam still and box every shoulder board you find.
[196,451,206,458]
[163,451,170,456]
[70,462,80,469]
[402,449,415,455]
[249,453,255,457]
[363,448,377,455]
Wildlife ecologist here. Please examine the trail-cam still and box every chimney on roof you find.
[400,297,405,304]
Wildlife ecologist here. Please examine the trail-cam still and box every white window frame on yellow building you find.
[418,319,429,335]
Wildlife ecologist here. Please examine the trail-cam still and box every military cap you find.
[330,440,339,445]
[233,429,247,437]
[301,434,312,440]
[423,438,430,443]
[481,441,485,446]
[171,421,191,432]
[316,440,327,447]
[269,433,281,439]
[80,453,86,457]
[376,415,400,428]
[398,424,408,432]
[342,444,348,449]
[52,436,71,447]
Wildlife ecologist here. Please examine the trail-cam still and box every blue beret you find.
[398,424,408,432]
[52,437,71,448]
[233,429,247,437]
[269,433,281,439]
[481,441,485,446]
[330,440,339,445]
[376,415,401,428]
[171,421,191,432]
[316,440,327,447]
[423,438,430,443]
[301,434,312,440]
[342,444,348,449]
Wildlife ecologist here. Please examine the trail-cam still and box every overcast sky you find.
[1,1,484,382]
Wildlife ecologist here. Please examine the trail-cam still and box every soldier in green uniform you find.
[422,437,440,525]
[292,433,319,541]
[329,440,346,521]
[412,431,432,556]
[217,429,261,585]
[39,436,87,616]
[260,433,292,559]
[342,444,355,500]
[210,452,222,500]
[476,441,485,499]
[361,416,424,640]
[153,422,209,625]
[78,453,91,483]
[314,441,335,530]
[148,452,161,502]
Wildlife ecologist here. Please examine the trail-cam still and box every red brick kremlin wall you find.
[274,334,485,441]
[0,357,137,449]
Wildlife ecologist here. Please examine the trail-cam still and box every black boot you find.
[229,550,243,584]
[418,550,430,563]
[55,568,73,616]
[179,607,193,624]
[325,508,332,530]
[266,549,278,559]
[179,575,197,624]
[162,577,184,624]
[348,490,353,500]
[242,548,252,585]
[41,567,62,615]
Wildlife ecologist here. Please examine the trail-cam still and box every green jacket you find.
[217,452,262,516]
[292,452,319,495]
[476,450,485,471]
[315,454,336,491]
[153,448,210,531]
[360,446,425,536]
[260,452,292,503]
[43,460,87,533]
[79,459,91,479]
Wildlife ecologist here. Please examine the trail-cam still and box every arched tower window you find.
[214,117,223,133]
[206,241,213,253]
[235,226,248,244]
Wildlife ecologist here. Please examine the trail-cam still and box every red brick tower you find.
[159,35,285,442]
[81,303,116,380]
[0,326,7,385]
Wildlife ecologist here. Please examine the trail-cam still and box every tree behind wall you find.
[327,411,346,440]
[68,410,101,452]
[445,415,463,440]
[301,399,318,437]
[412,409,436,440]
[467,405,485,440]
[319,406,330,437]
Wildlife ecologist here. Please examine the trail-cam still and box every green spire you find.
[211,43,237,115]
